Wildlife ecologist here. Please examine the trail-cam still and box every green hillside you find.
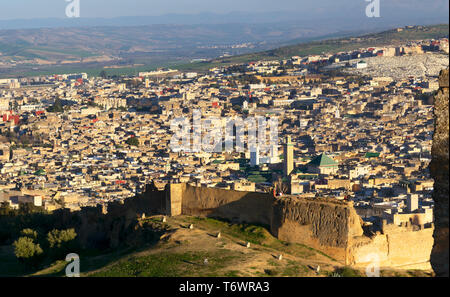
[177,24,449,72]
[0,215,434,277]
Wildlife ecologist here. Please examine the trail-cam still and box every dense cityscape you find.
[0,21,448,280]
[1,34,447,215]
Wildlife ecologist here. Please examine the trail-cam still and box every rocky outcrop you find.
[164,183,434,267]
[430,68,449,277]
[271,196,364,263]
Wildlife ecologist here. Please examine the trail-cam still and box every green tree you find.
[47,99,64,113]
[47,228,78,260]
[13,237,44,267]
[47,229,77,249]
[18,203,45,215]
[125,137,139,147]
[0,202,12,215]
[20,229,38,241]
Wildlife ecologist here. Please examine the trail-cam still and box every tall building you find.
[407,194,419,212]
[335,104,341,118]
[283,136,294,177]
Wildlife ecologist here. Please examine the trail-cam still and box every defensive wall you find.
[430,68,449,276]
[153,182,433,268]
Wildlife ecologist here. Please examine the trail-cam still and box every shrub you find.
[20,229,38,241]
[333,266,362,277]
[125,137,139,147]
[47,229,77,249]
[13,237,44,267]
[47,228,78,259]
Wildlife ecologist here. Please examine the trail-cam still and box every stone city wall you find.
[162,183,434,268]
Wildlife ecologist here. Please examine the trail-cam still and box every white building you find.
[355,61,368,69]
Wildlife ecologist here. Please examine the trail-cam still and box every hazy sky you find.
[0,0,448,20]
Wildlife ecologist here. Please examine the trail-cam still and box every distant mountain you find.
[0,23,362,65]
[0,19,386,78]
[184,24,449,71]
[0,6,448,30]
[0,9,448,78]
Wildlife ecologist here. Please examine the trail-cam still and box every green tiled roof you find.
[34,169,46,176]
[293,168,307,174]
[365,152,380,158]
[307,153,338,167]
[294,172,318,180]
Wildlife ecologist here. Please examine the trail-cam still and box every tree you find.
[47,99,64,113]
[20,229,38,241]
[127,79,142,89]
[232,105,242,112]
[18,203,45,215]
[47,229,77,249]
[99,70,108,79]
[47,228,78,260]
[273,177,289,195]
[125,137,139,147]
[13,237,44,267]
[0,202,12,215]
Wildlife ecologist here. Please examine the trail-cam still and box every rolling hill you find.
[0,215,434,277]
[0,24,448,78]
[178,24,449,71]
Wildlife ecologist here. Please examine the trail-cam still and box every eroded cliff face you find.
[430,68,449,277]
[165,184,364,263]
[270,196,363,263]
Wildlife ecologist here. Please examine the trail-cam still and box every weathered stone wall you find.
[166,183,183,216]
[161,184,435,268]
[430,68,449,277]
[79,185,166,248]
[385,228,434,269]
[167,184,363,263]
[270,196,363,263]
[349,227,434,270]
[41,179,436,270]
[48,185,168,250]
[175,183,275,226]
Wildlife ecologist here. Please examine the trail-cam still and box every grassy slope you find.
[84,216,336,277]
[0,215,434,277]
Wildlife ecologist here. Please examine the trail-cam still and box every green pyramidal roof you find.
[307,153,338,167]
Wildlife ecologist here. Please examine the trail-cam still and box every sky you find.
[0,0,448,20]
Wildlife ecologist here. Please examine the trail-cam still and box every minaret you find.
[165,160,171,173]
[283,136,294,177]
[335,104,341,119]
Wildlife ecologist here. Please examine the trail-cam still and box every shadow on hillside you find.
[184,191,275,227]
[32,242,161,277]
